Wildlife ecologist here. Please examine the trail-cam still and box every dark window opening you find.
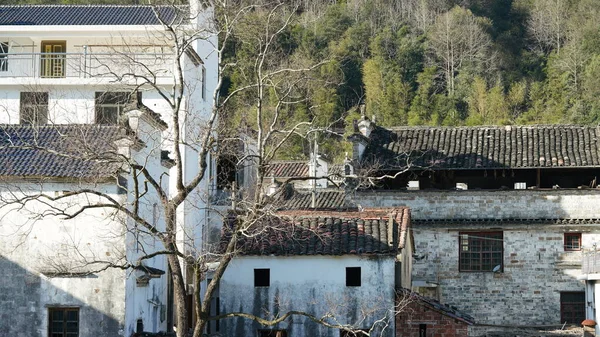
[459,232,503,272]
[0,42,8,71]
[206,278,220,334]
[216,155,238,190]
[136,319,144,333]
[419,324,427,337]
[258,330,287,337]
[95,91,141,125]
[560,292,585,324]
[48,307,79,337]
[346,267,361,287]
[340,329,368,337]
[564,233,582,251]
[254,269,270,287]
[375,168,600,190]
[20,92,48,125]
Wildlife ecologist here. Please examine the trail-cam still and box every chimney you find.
[357,115,373,138]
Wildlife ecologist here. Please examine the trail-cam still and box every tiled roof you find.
[221,208,410,256]
[277,189,348,210]
[267,161,309,178]
[0,5,186,26]
[397,288,475,325]
[360,125,600,170]
[413,218,600,226]
[0,124,125,179]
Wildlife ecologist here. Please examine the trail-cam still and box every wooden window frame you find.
[459,231,503,272]
[48,307,79,337]
[94,91,140,125]
[560,292,585,324]
[564,233,582,251]
[20,92,49,125]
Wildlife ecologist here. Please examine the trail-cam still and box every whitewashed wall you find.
[219,255,396,337]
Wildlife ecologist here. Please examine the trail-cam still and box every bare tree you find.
[0,2,405,337]
[428,5,494,96]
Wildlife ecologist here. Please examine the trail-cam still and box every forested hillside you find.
[5,0,600,156]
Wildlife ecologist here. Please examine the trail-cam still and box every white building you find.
[0,4,217,337]
[216,208,413,337]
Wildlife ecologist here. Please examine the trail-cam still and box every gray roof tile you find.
[0,124,125,179]
[0,5,187,26]
[221,208,410,256]
[360,125,600,170]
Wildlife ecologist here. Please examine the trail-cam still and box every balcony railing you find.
[0,52,176,79]
[582,250,600,274]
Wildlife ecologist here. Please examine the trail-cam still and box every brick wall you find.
[396,298,470,337]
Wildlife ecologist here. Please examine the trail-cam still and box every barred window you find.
[564,233,581,251]
[48,307,79,337]
[0,42,8,72]
[20,92,48,125]
[459,232,503,272]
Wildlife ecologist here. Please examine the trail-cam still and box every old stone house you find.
[215,208,413,337]
[347,119,600,335]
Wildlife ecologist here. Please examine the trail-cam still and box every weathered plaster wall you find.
[0,184,127,337]
[355,189,600,220]
[219,256,396,337]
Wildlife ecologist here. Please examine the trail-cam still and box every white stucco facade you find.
[0,3,219,336]
[218,256,397,337]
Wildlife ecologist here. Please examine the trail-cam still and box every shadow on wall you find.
[0,254,121,337]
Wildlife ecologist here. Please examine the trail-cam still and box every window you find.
[20,92,48,125]
[254,269,270,287]
[41,41,66,78]
[564,233,582,251]
[0,42,8,71]
[48,307,79,337]
[346,267,361,287]
[560,292,585,324]
[201,66,206,100]
[459,232,503,272]
[258,330,287,337]
[95,92,140,125]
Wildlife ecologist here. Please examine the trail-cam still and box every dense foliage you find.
[8,0,600,157]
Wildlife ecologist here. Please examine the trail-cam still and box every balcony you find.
[0,51,176,80]
[582,250,600,274]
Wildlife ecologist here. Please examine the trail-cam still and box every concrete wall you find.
[355,189,600,220]
[219,256,396,337]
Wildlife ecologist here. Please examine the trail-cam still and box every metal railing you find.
[0,52,176,79]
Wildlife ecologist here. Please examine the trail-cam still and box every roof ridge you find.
[383,124,595,131]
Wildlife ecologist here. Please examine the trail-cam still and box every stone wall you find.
[354,189,600,220]
[354,189,600,328]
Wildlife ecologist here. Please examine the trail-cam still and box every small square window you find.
[20,92,48,125]
[254,269,270,287]
[346,267,361,287]
[48,307,79,337]
[564,233,582,251]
